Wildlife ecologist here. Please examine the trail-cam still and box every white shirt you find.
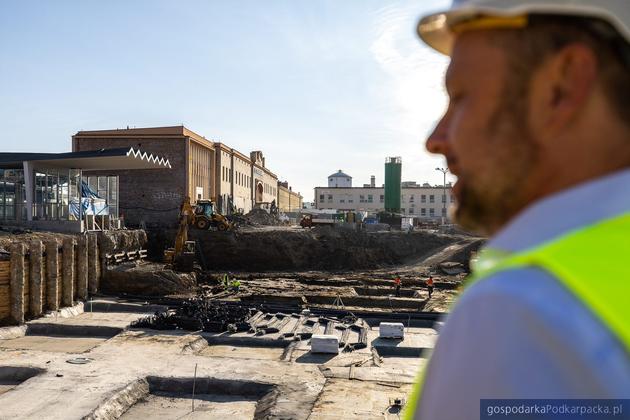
[417,169,630,420]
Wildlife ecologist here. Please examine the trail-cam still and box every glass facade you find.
[32,168,82,221]
[0,167,119,226]
[83,175,119,220]
[0,169,23,221]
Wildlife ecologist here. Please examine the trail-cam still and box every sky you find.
[0,0,455,200]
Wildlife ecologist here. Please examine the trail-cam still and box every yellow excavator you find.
[192,200,233,231]
[164,197,233,272]
[164,197,196,272]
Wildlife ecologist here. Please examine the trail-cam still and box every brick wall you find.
[74,137,186,227]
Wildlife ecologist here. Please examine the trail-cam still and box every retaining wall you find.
[0,230,147,326]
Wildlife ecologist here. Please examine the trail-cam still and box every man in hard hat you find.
[406,1,630,419]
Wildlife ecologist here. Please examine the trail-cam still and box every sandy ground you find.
[120,393,258,420]
[0,300,437,419]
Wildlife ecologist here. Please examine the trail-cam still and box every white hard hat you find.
[418,0,630,55]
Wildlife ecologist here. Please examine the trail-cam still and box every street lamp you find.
[435,167,448,225]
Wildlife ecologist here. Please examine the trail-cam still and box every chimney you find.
[370,175,375,188]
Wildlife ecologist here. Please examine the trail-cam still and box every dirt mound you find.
[184,228,465,271]
[245,209,280,226]
[101,262,197,296]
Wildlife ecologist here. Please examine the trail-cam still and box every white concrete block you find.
[310,334,339,354]
[379,322,405,339]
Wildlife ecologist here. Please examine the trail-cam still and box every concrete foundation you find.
[9,243,25,324]
[29,240,44,318]
[62,238,75,307]
[76,235,88,300]
[45,241,59,311]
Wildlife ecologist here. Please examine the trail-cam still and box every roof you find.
[0,148,171,170]
[73,125,212,148]
[329,170,352,179]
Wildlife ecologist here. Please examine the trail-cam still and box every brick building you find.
[277,181,303,212]
[73,126,215,227]
[73,126,285,226]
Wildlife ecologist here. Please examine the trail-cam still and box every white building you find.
[328,170,352,188]
[314,178,453,222]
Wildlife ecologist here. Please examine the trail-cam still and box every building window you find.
[410,203,415,208]
[442,207,447,216]
[348,199,354,203]
[327,194,333,203]
[329,178,333,182]
[430,208,435,216]
[379,195,384,203]
[346,178,350,182]
[409,208,414,214]
[340,199,345,203]
[319,194,325,202]
[359,195,365,203]
[421,208,426,216]
[429,195,435,203]
[421,195,426,203]
[409,195,415,202]
[367,194,373,203]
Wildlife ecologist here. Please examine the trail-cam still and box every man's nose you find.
[426,114,450,155]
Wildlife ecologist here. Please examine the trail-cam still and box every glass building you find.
[0,148,170,232]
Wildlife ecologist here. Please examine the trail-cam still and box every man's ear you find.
[528,43,598,138]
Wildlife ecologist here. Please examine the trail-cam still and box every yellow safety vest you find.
[404,212,630,419]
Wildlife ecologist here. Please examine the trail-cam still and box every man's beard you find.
[453,80,539,236]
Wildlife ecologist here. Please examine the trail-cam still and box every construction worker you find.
[230,279,241,292]
[405,1,630,419]
[425,276,434,299]
[394,275,402,297]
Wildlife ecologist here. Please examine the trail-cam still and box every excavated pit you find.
[0,366,45,395]
[104,376,278,420]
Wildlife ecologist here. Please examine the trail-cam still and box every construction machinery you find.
[193,200,234,231]
[164,198,233,272]
[164,197,196,272]
[299,214,335,229]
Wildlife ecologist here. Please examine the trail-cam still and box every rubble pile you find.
[244,208,280,226]
[132,298,258,332]
[102,262,197,296]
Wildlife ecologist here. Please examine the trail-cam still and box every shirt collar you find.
[488,168,630,253]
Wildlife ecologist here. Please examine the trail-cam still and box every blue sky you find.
[0,0,454,200]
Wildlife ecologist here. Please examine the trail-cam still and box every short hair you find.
[496,15,630,126]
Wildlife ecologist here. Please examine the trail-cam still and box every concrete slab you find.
[0,301,432,419]
[309,379,412,420]
[199,345,285,361]
[26,312,149,338]
[0,330,326,419]
[0,336,106,353]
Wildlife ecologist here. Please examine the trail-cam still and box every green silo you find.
[384,157,402,212]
